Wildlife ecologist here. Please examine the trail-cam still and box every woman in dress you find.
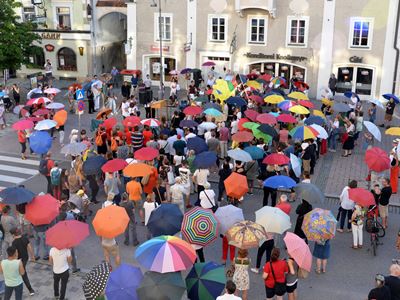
[313,239,331,274]
[342,118,355,157]
[232,249,250,300]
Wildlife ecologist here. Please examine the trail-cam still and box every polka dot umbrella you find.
[181,207,219,247]
[82,261,111,300]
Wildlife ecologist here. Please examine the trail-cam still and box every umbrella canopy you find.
[232,131,254,143]
[123,163,154,178]
[137,271,186,300]
[12,120,34,131]
[277,114,297,124]
[333,102,351,113]
[96,108,112,120]
[187,137,209,154]
[102,117,117,129]
[284,232,312,272]
[204,108,223,117]
[264,175,297,189]
[385,127,400,136]
[298,100,314,109]
[304,116,326,126]
[53,110,68,126]
[365,147,390,172]
[184,106,203,116]
[244,146,265,160]
[181,207,219,247]
[227,149,253,163]
[0,187,35,205]
[246,80,261,89]
[214,205,244,235]
[363,121,381,141]
[141,118,161,127]
[348,188,376,207]
[244,110,259,122]
[198,122,217,131]
[302,208,337,243]
[309,124,329,139]
[256,124,278,138]
[92,205,130,238]
[26,97,51,106]
[224,173,248,199]
[383,93,400,103]
[46,102,65,110]
[193,151,217,169]
[147,204,183,237]
[105,264,143,300]
[46,220,89,249]
[290,126,318,140]
[264,94,285,104]
[278,100,297,111]
[83,262,111,300]
[256,113,277,125]
[180,119,199,128]
[203,102,221,111]
[226,96,247,107]
[313,110,326,119]
[33,108,50,117]
[368,98,385,109]
[181,68,192,74]
[61,142,87,156]
[34,119,58,131]
[29,131,52,154]
[238,118,251,131]
[294,183,324,203]
[249,95,264,105]
[135,235,196,273]
[289,105,310,115]
[186,262,226,300]
[134,147,159,161]
[202,61,216,67]
[83,155,107,175]
[255,206,292,234]
[242,121,259,131]
[25,194,59,226]
[288,91,309,100]
[44,87,61,94]
[294,81,310,91]
[263,153,289,165]
[226,220,267,249]
[122,116,141,127]
[101,159,128,173]
[290,153,302,178]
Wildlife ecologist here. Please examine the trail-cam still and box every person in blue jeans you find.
[328,115,340,152]
[0,246,25,300]
[33,224,50,260]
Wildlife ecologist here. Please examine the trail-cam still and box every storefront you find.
[141,45,178,84]
[199,51,231,75]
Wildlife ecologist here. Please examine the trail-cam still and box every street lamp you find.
[151,0,164,100]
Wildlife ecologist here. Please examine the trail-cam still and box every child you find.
[143,194,158,240]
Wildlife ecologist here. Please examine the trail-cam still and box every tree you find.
[0,0,41,72]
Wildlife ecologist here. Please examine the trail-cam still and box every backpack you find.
[95,133,103,146]
[39,159,48,175]
[50,168,61,185]
[111,138,118,152]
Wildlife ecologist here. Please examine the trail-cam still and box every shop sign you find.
[150,45,169,52]
[244,52,307,62]
[349,56,363,63]
[41,33,61,40]
[44,44,55,52]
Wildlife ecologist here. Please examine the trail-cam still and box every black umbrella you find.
[83,156,107,176]
[82,261,111,300]
[137,271,186,300]
[294,183,325,203]
[179,120,199,128]
[256,124,278,138]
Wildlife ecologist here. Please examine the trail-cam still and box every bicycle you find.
[365,215,385,256]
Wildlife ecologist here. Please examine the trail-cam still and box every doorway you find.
[336,66,374,97]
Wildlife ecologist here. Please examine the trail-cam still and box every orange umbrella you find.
[224,173,248,199]
[53,110,67,126]
[92,205,129,238]
[96,108,112,120]
[123,163,154,178]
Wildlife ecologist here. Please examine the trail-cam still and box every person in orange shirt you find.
[126,179,144,223]
[17,130,27,160]
[143,164,158,196]
[142,125,152,147]
[125,127,132,152]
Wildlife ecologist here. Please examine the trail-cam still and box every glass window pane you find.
[299,20,305,27]
[291,28,297,35]
[291,20,297,28]
[212,33,218,40]
[252,27,257,34]
[259,34,264,42]
[354,21,361,30]
[298,36,304,43]
[220,18,225,25]
[259,27,264,34]
[299,28,305,36]
[362,22,369,30]
[361,29,369,38]
[212,18,217,25]
[252,19,257,26]
[361,38,368,45]
[260,19,265,26]
[220,32,225,40]
[251,34,257,41]
[291,35,297,43]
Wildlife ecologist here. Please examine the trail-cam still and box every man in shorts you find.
[378,178,392,229]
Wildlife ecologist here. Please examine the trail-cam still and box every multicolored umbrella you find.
[232,131,254,143]
[288,91,309,100]
[290,126,318,140]
[137,271,186,300]
[12,120,34,131]
[271,76,287,88]
[289,105,310,115]
[147,204,183,237]
[135,235,196,273]
[134,147,159,161]
[214,205,244,235]
[187,137,208,154]
[186,262,226,300]
[348,188,376,207]
[181,207,219,247]
[277,114,297,124]
[92,205,129,238]
[25,194,59,226]
[26,97,51,106]
[61,142,88,156]
[284,232,312,272]
[365,147,390,172]
[255,206,292,234]
[29,131,52,154]
[0,186,35,205]
[224,172,248,199]
[83,262,111,300]
[264,94,285,104]
[227,149,253,163]
[301,208,337,243]
[101,158,128,173]
[141,118,161,127]
[263,175,297,189]
[310,124,328,139]
[105,264,143,300]
[46,220,89,249]
[244,146,264,160]
[226,220,267,249]
[277,100,297,111]
[184,106,203,116]
[83,155,107,175]
[263,153,289,165]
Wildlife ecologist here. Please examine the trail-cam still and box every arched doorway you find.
[57,47,77,71]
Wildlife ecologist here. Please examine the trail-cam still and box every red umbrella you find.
[68,83,82,90]
[256,113,277,125]
[238,118,251,131]
[263,153,290,165]
[101,159,128,173]
[294,81,310,90]
[46,220,89,249]
[26,97,51,106]
[102,117,117,129]
[260,74,273,82]
[348,188,376,207]
[25,117,43,123]
[120,69,141,75]
[277,114,297,124]
[134,147,159,161]
[224,173,249,199]
[232,131,254,143]
[33,108,50,116]
[25,194,59,226]
[365,147,390,172]
[246,73,258,80]
[244,110,259,122]
[183,106,203,116]
[249,95,264,105]
[122,116,141,127]
[12,120,34,131]
[298,100,314,109]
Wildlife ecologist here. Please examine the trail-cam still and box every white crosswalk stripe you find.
[0,153,40,188]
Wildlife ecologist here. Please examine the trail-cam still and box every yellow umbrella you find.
[313,110,326,119]
[264,94,285,104]
[321,98,333,106]
[288,91,309,101]
[246,80,261,90]
[289,105,310,115]
[385,127,400,136]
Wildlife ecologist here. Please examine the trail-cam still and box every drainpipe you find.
[392,1,400,94]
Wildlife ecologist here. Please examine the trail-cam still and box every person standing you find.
[91,79,102,111]
[17,130,27,160]
[378,178,392,229]
[1,206,17,255]
[294,199,313,244]
[232,249,250,300]
[262,248,288,300]
[50,162,62,200]
[380,97,396,129]
[385,264,400,300]
[11,84,20,106]
[39,153,54,194]
[328,74,337,96]
[251,233,274,274]
[131,74,139,96]
[350,204,364,249]
[44,59,53,82]
[313,239,331,274]
[337,180,357,232]
[0,246,25,300]
[119,193,139,246]
[87,87,95,114]
[110,66,119,87]
[216,280,242,300]
[219,124,230,159]
[104,172,121,205]
[390,140,399,194]
[367,274,391,300]
[49,246,72,300]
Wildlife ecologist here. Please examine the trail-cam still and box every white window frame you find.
[52,2,73,30]
[286,16,309,48]
[154,13,173,42]
[348,17,374,50]
[247,15,268,46]
[22,6,37,22]
[208,14,228,43]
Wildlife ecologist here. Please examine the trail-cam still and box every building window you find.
[248,17,266,45]
[208,15,227,42]
[286,16,309,47]
[56,7,71,30]
[155,14,172,41]
[57,47,77,71]
[349,18,374,49]
[28,48,45,69]
[23,7,36,22]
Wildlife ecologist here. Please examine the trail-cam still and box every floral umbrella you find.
[225,220,267,249]
[301,208,337,243]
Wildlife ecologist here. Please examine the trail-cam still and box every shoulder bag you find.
[270,261,287,295]
[203,190,218,213]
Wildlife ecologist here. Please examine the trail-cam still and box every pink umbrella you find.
[12,120,34,131]
[26,97,51,106]
[244,110,259,122]
[249,95,264,105]
[277,114,297,124]
[283,232,312,272]
[33,108,50,116]
[44,88,61,94]
[202,61,216,67]
[102,117,118,129]
[256,113,277,125]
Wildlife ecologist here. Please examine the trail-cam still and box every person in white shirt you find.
[193,168,210,201]
[338,180,357,232]
[49,247,72,300]
[167,134,178,156]
[143,194,159,240]
[121,99,131,119]
[204,130,212,142]
[91,80,102,111]
[216,280,242,300]
[170,177,186,213]
[179,162,192,208]
[231,116,239,135]
[199,182,216,209]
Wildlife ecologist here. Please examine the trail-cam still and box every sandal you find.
[315,269,321,274]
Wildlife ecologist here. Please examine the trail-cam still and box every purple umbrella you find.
[181,68,192,74]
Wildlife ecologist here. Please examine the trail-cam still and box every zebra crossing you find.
[0,153,40,189]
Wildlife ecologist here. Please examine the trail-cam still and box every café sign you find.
[41,33,61,40]
[244,52,307,62]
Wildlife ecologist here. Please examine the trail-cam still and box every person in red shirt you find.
[142,125,152,146]
[276,194,291,215]
[143,162,158,196]
[263,248,289,300]
[17,130,27,160]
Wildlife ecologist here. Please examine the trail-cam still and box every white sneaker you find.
[250,268,259,274]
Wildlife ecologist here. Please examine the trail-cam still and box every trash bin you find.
[27,72,43,89]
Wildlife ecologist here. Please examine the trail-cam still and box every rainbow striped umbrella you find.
[290,126,319,140]
[277,100,297,111]
[181,207,219,247]
[134,235,196,273]
[271,76,287,88]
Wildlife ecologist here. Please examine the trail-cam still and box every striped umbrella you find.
[181,207,219,247]
[141,118,161,127]
[290,126,319,140]
[277,100,296,111]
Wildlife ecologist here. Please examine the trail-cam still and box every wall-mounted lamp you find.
[78,46,84,56]
[101,46,106,52]
[128,36,133,48]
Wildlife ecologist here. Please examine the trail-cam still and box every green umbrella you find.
[242,122,259,130]
[252,128,272,143]
[137,271,186,300]
[194,96,209,103]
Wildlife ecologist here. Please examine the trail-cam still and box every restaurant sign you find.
[244,52,307,62]
[41,33,61,40]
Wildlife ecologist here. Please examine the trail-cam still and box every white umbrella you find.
[368,98,385,109]
[290,153,301,178]
[44,88,61,94]
[227,149,253,163]
[363,121,381,142]
[34,119,57,131]
[214,205,244,234]
[310,124,328,139]
[198,122,217,131]
[46,102,65,110]
[61,142,88,156]
[255,206,291,234]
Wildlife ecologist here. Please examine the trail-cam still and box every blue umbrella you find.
[226,97,247,107]
[204,108,223,117]
[147,203,183,237]
[29,131,52,154]
[304,116,326,126]
[193,151,217,168]
[83,156,107,175]
[180,120,199,128]
[333,102,351,113]
[181,68,192,74]
[227,149,253,163]
[0,187,35,205]
[187,137,208,154]
[82,80,95,91]
[344,91,360,101]
[0,92,4,97]
[263,175,297,189]
[236,74,248,84]
[203,102,222,111]
[244,146,265,160]
[271,88,286,97]
[383,93,400,104]
[105,264,143,300]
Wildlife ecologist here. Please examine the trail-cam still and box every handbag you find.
[270,262,287,295]
[203,190,218,213]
